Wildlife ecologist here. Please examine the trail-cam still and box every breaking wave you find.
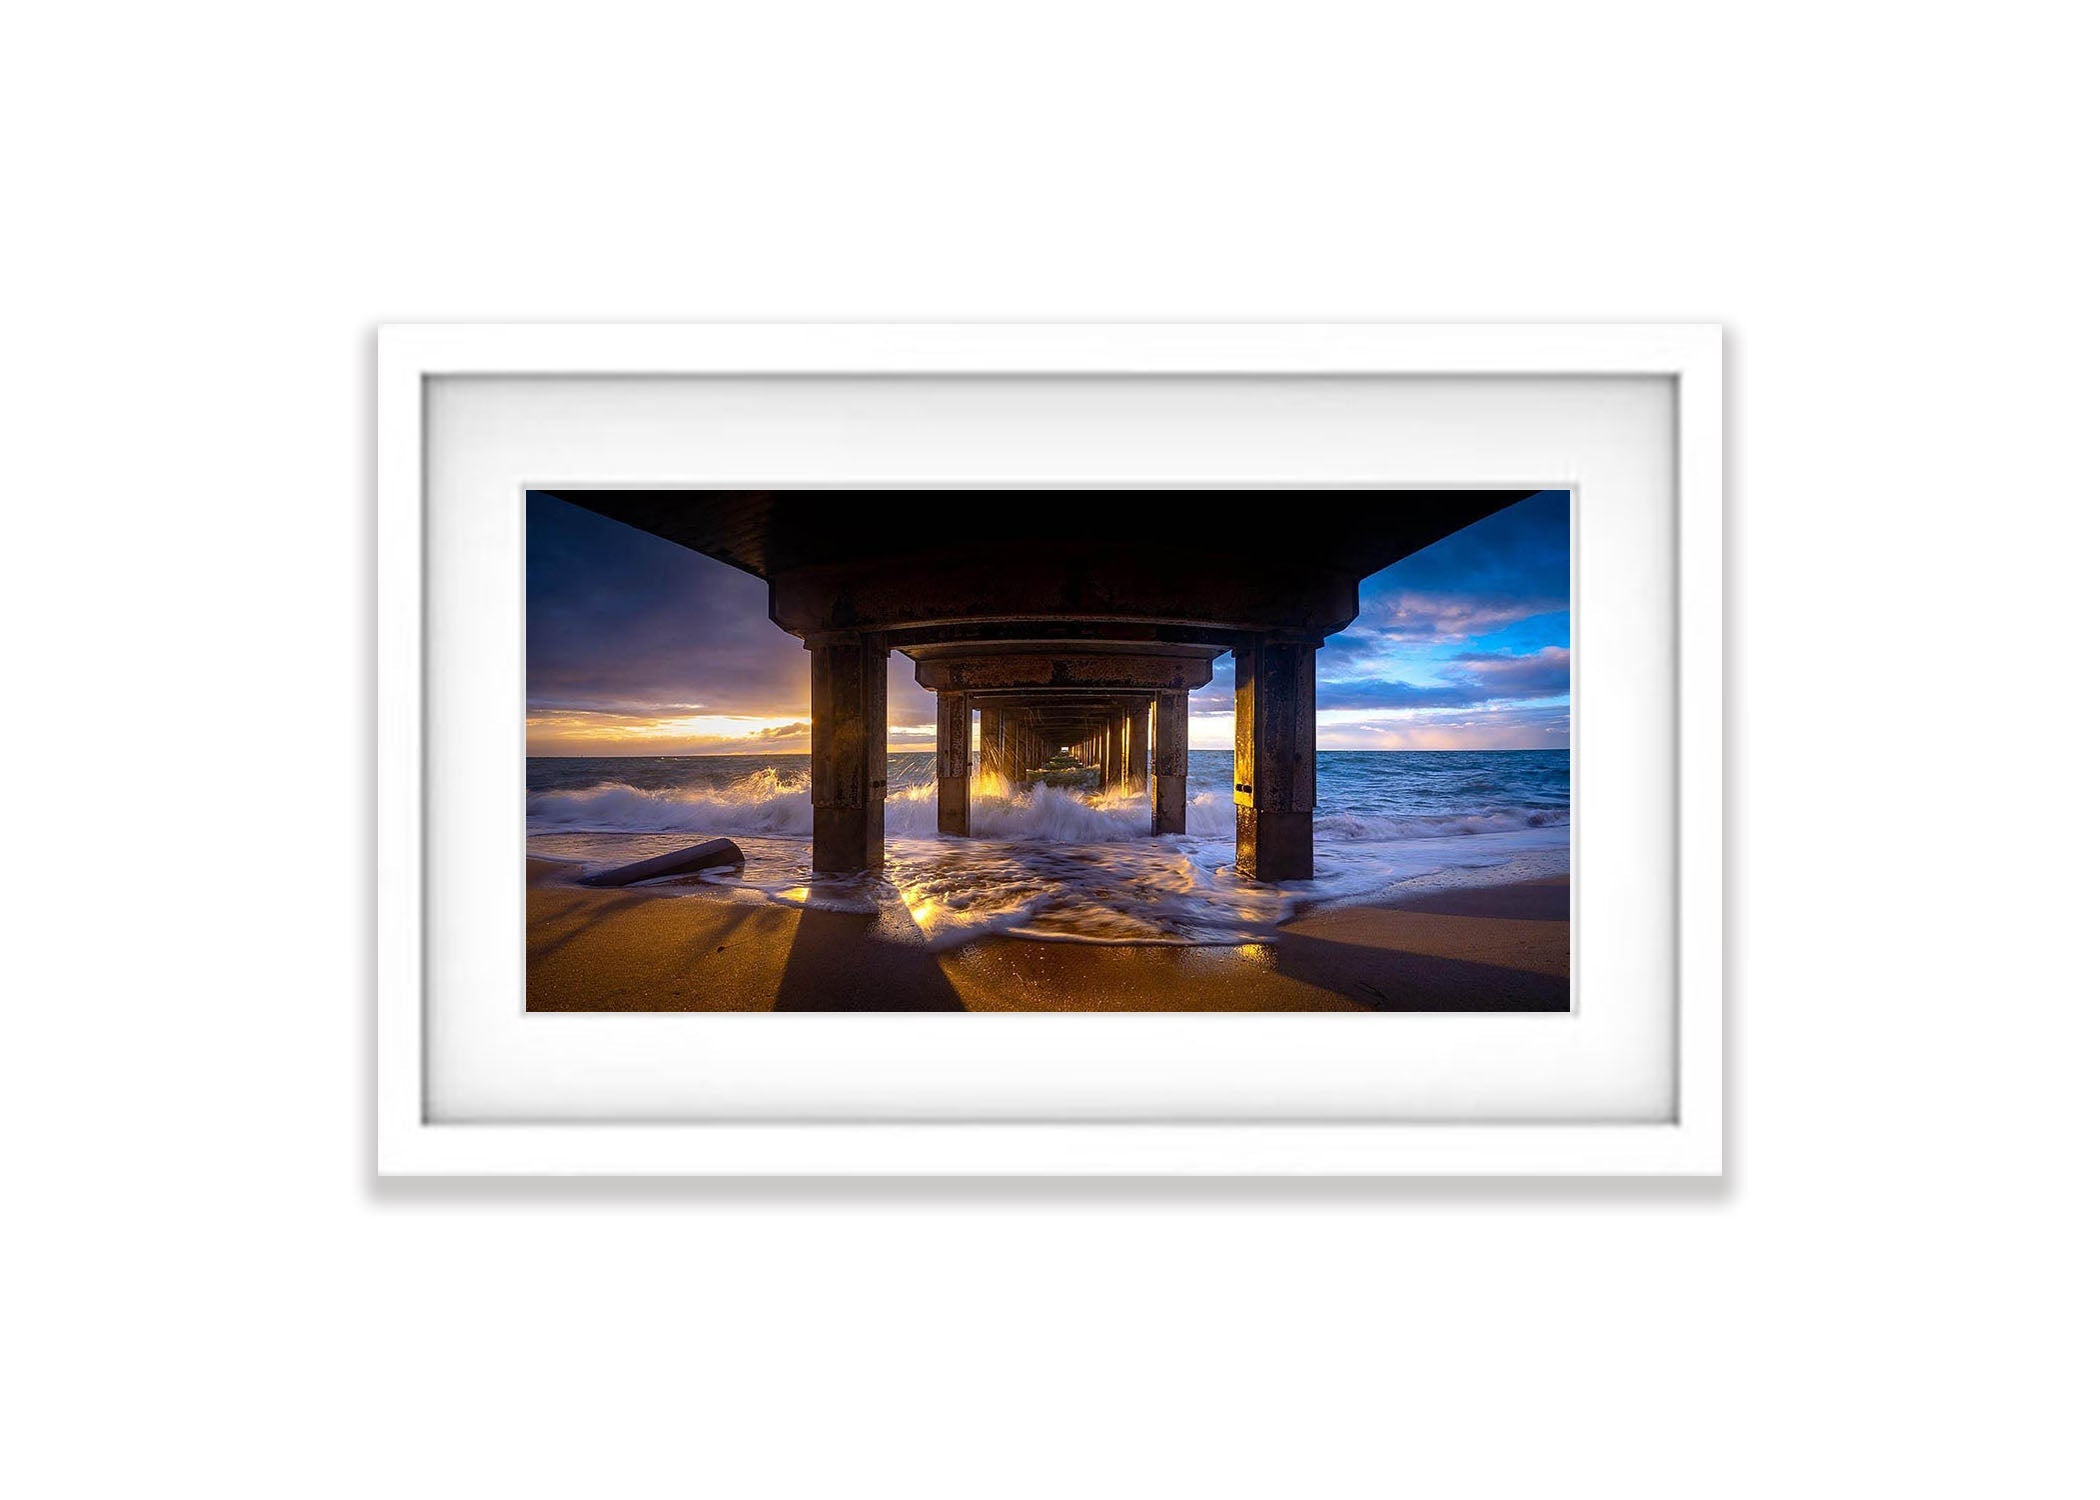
[529,768,1560,846]
[529,768,1247,843]
[527,766,817,836]
[526,750,1573,946]
[1314,807,1571,840]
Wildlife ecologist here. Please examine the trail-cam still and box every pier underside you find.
[552,489,1532,879]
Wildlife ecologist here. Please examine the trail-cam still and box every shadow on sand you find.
[773,906,967,1012]
[1268,930,1568,1011]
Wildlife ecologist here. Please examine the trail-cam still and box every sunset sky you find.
[526,490,1570,755]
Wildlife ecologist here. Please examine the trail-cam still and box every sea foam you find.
[526,750,1573,946]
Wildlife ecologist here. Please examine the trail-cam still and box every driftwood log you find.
[579,838,745,888]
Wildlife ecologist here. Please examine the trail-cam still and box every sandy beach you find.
[526,858,1569,1012]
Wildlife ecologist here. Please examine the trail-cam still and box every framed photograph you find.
[378,324,1722,1175]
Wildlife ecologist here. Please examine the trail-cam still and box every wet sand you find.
[526,859,1569,1012]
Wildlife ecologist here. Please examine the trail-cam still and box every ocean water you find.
[527,749,1570,946]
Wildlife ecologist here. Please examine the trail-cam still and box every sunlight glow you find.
[525,710,813,757]
[626,713,805,741]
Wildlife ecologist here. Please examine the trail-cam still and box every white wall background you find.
[4,4,2093,1496]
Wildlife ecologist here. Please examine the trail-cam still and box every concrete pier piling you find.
[557,488,1531,878]
[1233,634,1317,881]
[996,711,1019,782]
[936,690,971,836]
[1125,697,1150,794]
[1152,690,1188,835]
[807,631,887,875]
[978,705,999,783]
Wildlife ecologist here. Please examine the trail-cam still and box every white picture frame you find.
[378,323,1722,1176]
